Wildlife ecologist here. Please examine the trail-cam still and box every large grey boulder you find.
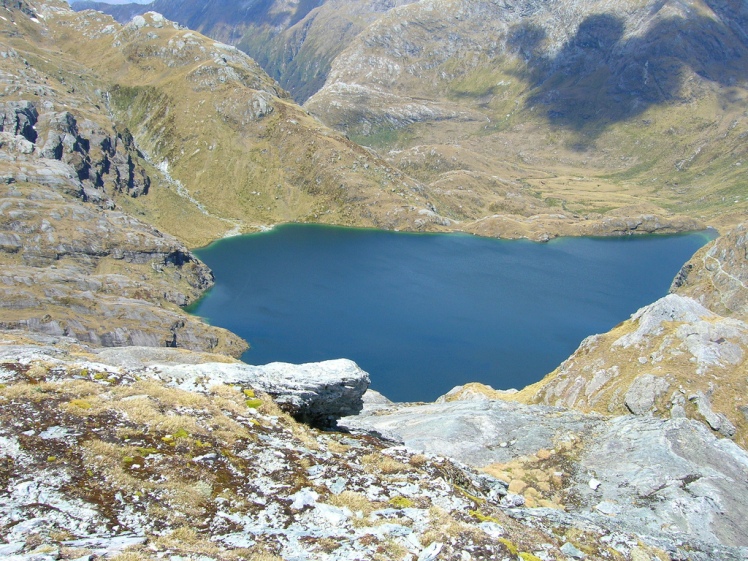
[624,373,670,415]
[97,349,371,428]
[231,359,371,427]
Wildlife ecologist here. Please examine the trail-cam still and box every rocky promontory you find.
[670,223,748,320]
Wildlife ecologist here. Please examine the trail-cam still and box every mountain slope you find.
[0,0,246,352]
[52,6,449,243]
[72,0,418,102]
[305,0,748,235]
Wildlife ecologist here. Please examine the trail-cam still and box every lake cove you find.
[189,224,714,402]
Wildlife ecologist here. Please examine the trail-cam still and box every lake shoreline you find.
[194,208,712,250]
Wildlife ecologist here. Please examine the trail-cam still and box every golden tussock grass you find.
[360,452,410,474]
[151,526,221,556]
[328,490,382,517]
[421,506,483,544]
[372,538,409,561]
[324,439,350,454]
[110,552,152,561]
[114,381,206,409]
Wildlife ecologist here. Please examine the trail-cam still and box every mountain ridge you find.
[75,0,748,237]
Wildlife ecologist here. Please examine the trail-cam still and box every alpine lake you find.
[187,224,715,402]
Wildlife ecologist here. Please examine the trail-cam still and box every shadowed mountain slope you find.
[306,0,748,235]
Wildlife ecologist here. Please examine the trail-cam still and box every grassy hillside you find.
[73,0,418,103]
[306,0,748,235]
[45,6,448,246]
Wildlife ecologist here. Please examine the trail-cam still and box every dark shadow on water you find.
[506,2,748,143]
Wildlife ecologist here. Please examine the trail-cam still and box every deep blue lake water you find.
[188,224,713,402]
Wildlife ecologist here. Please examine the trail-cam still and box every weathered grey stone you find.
[614,295,718,349]
[342,399,600,466]
[0,182,244,356]
[561,542,586,559]
[234,359,371,427]
[578,415,748,548]
[360,388,395,413]
[499,494,525,508]
[624,374,670,415]
[0,100,38,142]
[343,398,748,550]
[123,356,371,428]
[690,391,737,437]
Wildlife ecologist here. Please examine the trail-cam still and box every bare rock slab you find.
[107,352,371,428]
[342,398,748,552]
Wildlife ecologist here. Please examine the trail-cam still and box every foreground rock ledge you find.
[135,358,370,428]
[0,337,369,429]
[83,346,369,428]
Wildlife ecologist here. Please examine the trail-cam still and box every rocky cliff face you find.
[671,223,748,319]
[0,180,248,353]
[0,0,246,354]
[518,293,748,443]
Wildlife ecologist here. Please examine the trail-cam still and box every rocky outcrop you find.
[97,349,371,428]
[623,373,670,415]
[522,293,748,446]
[342,395,748,557]
[344,397,601,467]
[0,99,150,204]
[671,223,748,320]
[0,334,691,561]
[0,179,246,356]
[224,359,371,427]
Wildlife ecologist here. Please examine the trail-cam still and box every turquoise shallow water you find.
[188,224,714,402]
